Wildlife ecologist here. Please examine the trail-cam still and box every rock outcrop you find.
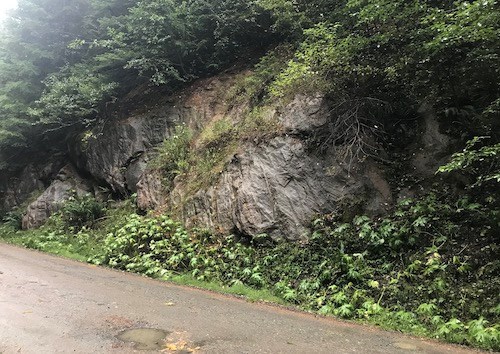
[172,95,393,240]
[69,110,179,195]
[278,94,329,133]
[69,74,240,196]
[7,72,452,239]
[0,159,65,213]
[176,136,391,240]
[22,165,93,229]
[136,168,167,210]
[412,105,453,177]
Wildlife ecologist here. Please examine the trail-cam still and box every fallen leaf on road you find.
[162,331,199,353]
[165,343,182,351]
[163,341,200,353]
[165,302,175,306]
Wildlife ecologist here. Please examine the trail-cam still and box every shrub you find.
[59,194,106,230]
[2,208,24,230]
[152,126,193,189]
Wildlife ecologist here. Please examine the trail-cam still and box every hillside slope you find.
[0,0,498,350]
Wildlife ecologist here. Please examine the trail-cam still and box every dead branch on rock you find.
[314,97,390,171]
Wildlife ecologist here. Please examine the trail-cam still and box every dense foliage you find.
[0,0,498,171]
[0,0,278,171]
[93,191,499,351]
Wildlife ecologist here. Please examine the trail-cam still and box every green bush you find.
[2,208,24,230]
[95,214,262,284]
[59,194,106,230]
[152,126,193,189]
[226,45,294,106]
[438,136,500,187]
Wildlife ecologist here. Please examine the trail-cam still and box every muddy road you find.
[0,244,480,353]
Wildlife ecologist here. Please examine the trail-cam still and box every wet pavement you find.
[0,243,483,354]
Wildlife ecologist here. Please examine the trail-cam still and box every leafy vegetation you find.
[266,0,499,162]
[225,45,294,105]
[58,193,106,231]
[152,125,193,189]
[0,0,498,171]
[0,0,278,171]
[438,136,500,187]
[1,197,133,261]
[2,208,24,230]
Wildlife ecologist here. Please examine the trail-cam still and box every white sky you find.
[0,0,18,20]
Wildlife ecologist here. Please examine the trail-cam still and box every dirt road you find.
[0,243,480,354]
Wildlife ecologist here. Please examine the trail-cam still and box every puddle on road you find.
[117,328,169,350]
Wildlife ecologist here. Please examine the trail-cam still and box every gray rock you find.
[70,108,182,195]
[125,156,148,193]
[412,105,453,177]
[171,94,392,240]
[69,74,237,196]
[136,168,167,211]
[22,165,93,229]
[278,94,329,134]
[57,81,396,240]
[1,165,44,213]
[0,159,65,213]
[176,136,391,240]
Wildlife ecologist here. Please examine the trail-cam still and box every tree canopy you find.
[0,0,498,173]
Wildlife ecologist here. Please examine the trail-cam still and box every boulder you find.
[22,165,93,229]
[0,159,65,213]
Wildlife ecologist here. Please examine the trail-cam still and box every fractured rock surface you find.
[177,136,391,240]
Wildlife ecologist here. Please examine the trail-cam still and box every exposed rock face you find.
[70,109,181,195]
[171,95,393,240]
[412,105,453,177]
[1,165,44,213]
[136,168,167,210]
[278,94,329,133]
[22,165,93,229]
[2,72,454,236]
[70,74,239,196]
[0,159,65,213]
[176,136,391,240]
